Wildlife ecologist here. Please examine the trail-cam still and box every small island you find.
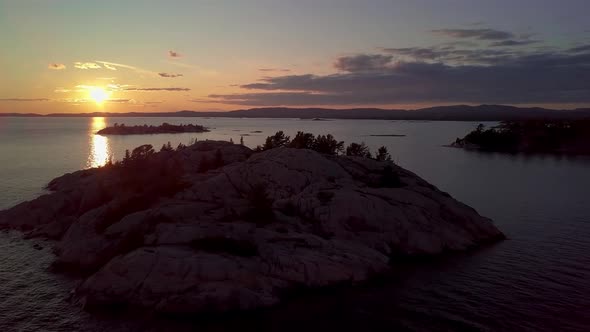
[0,132,503,315]
[451,120,590,155]
[96,122,209,135]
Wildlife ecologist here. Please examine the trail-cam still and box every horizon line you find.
[2,104,590,117]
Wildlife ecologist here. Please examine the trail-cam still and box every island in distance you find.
[0,132,504,314]
[452,120,590,155]
[96,122,209,135]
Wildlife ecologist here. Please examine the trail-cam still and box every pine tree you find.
[123,149,131,164]
[376,146,392,162]
[214,149,224,168]
[198,155,210,173]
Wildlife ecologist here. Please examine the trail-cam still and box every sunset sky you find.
[1,0,589,113]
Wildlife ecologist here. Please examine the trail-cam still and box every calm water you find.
[1,117,589,331]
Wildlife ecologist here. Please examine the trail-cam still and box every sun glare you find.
[89,87,109,104]
[88,117,110,168]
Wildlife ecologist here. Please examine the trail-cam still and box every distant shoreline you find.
[1,105,590,121]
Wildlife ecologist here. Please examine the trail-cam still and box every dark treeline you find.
[97,122,209,135]
[257,131,393,161]
[454,120,590,155]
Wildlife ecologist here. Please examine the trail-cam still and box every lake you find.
[1,117,589,331]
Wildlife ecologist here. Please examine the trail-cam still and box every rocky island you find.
[0,132,503,314]
[96,122,209,135]
[451,120,590,155]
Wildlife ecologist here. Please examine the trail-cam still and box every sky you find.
[0,0,589,113]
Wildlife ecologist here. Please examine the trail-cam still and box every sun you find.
[89,87,109,104]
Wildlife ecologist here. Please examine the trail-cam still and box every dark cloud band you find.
[211,43,590,106]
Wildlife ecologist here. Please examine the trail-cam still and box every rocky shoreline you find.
[0,140,503,314]
[97,123,209,135]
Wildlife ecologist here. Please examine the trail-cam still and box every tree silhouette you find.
[380,165,403,188]
[123,149,131,164]
[160,141,174,152]
[245,183,274,224]
[214,149,224,168]
[198,155,211,173]
[345,142,371,158]
[313,134,344,155]
[289,131,315,149]
[260,131,291,150]
[375,146,392,161]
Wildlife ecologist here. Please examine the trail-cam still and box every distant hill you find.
[0,113,43,117]
[2,105,590,121]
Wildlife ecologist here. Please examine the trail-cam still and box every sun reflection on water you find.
[88,117,110,168]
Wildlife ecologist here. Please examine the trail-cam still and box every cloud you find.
[168,50,182,58]
[164,60,218,77]
[124,87,190,91]
[334,54,393,72]
[106,83,132,91]
[209,47,590,106]
[48,63,66,70]
[432,28,514,40]
[258,68,291,73]
[95,61,158,76]
[383,47,447,61]
[431,28,539,48]
[158,72,184,78]
[74,62,102,69]
[490,39,540,47]
[383,47,517,65]
[208,27,590,107]
[105,98,131,103]
[102,63,117,70]
[75,84,98,90]
[0,98,50,102]
[570,44,590,53]
[56,98,133,104]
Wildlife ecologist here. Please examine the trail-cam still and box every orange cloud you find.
[102,63,117,70]
[158,72,183,78]
[259,68,291,73]
[48,63,66,70]
[74,62,102,69]
[95,61,158,76]
[124,87,190,91]
[0,98,50,102]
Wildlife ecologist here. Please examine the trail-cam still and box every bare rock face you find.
[0,141,503,314]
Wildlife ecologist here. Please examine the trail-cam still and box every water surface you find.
[1,117,589,331]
